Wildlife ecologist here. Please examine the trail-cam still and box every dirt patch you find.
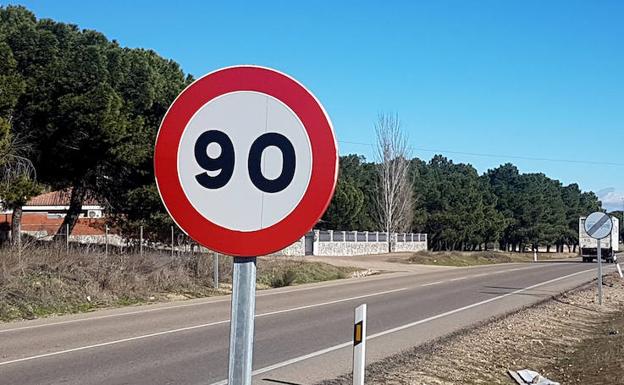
[400,250,578,267]
[318,273,624,385]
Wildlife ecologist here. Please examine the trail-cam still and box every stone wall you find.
[271,237,305,256]
[314,241,390,256]
[394,241,428,253]
[292,230,428,257]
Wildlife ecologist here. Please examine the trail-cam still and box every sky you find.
[4,0,624,211]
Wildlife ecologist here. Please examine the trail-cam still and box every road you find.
[0,260,609,385]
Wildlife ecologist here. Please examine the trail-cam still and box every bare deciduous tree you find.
[374,113,414,252]
[0,127,38,247]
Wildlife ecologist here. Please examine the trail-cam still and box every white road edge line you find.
[0,288,407,367]
[208,267,595,385]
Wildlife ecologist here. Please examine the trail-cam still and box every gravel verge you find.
[318,272,624,385]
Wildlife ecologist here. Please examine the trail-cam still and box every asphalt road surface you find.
[0,260,611,385]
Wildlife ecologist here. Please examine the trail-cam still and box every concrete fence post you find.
[354,231,358,243]
[342,231,347,243]
[365,231,369,242]
[375,232,379,242]
[313,230,320,255]
[328,230,334,242]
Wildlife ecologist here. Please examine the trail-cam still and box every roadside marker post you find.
[353,304,367,385]
[616,263,623,279]
[584,212,613,305]
[154,66,338,385]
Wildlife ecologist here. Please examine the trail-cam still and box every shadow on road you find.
[262,379,304,385]
[479,286,560,298]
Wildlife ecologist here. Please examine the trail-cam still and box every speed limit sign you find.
[154,66,338,256]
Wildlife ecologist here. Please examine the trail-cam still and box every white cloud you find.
[597,188,624,212]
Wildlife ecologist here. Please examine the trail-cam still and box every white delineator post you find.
[353,304,367,385]
[616,262,623,279]
[533,249,537,262]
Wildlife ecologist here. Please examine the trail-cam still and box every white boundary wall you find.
[272,230,428,257]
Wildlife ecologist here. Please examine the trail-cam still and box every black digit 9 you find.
[194,130,235,189]
[248,132,296,193]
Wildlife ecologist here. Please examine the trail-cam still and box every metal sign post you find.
[353,304,367,385]
[598,239,603,305]
[584,212,613,306]
[213,254,219,289]
[228,257,257,385]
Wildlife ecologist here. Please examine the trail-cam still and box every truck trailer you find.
[579,216,620,263]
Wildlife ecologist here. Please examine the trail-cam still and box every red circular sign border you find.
[154,66,338,256]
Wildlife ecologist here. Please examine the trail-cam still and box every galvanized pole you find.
[213,254,219,289]
[598,238,603,305]
[352,304,367,385]
[17,220,21,264]
[227,257,257,385]
[66,223,70,255]
[171,226,174,259]
[105,225,109,257]
[139,226,144,257]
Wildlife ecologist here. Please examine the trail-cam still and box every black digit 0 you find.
[248,132,296,193]
[194,130,235,189]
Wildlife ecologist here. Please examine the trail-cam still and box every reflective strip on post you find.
[353,304,367,385]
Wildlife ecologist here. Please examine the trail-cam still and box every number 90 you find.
[194,130,296,193]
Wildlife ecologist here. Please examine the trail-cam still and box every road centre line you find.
[0,263,554,334]
[0,288,406,367]
[208,267,595,385]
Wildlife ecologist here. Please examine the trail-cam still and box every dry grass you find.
[0,245,356,322]
[402,250,578,267]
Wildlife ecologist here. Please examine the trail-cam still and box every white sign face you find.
[584,212,613,240]
[177,91,313,232]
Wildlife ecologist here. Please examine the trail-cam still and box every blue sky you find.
[5,0,624,210]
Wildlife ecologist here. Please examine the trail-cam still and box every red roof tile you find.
[26,189,101,207]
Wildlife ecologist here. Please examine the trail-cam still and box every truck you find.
[579,216,620,263]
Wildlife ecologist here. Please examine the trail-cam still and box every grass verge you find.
[0,246,357,322]
[402,250,578,267]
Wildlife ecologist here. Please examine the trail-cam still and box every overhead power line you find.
[338,140,624,167]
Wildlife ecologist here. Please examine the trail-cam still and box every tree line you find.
[322,154,607,252]
[0,5,190,242]
[0,6,613,251]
